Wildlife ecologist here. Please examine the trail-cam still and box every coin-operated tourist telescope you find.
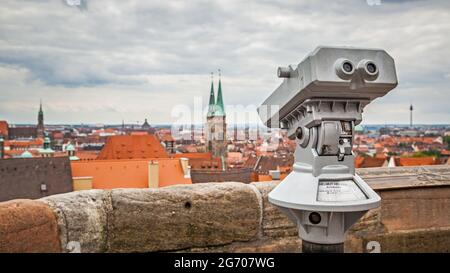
[258,46,398,253]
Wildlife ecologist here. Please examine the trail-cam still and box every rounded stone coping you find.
[39,182,264,253]
[0,199,61,253]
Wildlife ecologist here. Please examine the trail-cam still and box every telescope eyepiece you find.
[277,67,292,78]
[358,59,379,81]
[343,61,353,73]
[367,62,376,73]
[334,58,355,80]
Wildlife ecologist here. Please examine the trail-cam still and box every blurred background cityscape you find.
[1,79,449,202]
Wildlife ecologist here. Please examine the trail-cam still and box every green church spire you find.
[215,69,225,117]
[207,72,215,118]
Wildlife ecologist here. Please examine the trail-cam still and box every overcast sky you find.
[0,0,449,125]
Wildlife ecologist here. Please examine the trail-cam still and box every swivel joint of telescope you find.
[258,46,398,252]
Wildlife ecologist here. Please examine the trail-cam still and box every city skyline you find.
[1,0,450,125]
[5,99,449,127]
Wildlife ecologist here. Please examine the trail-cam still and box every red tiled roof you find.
[173,152,212,159]
[189,158,222,170]
[244,155,294,174]
[374,153,387,159]
[52,132,64,139]
[228,152,243,159]
[173,152,222,170]
[394,156,437,167]
[158,134,175,142]
[175,153,225,170]
[4,138,44,148]
[395,137,439,144]
[75,151,99,160]
[355,156,387,168]
[177,145,198,153]
[97,135,169,160]
[71,158,191,189]
[0,121,8,137]
[130,131,149,136]
[355,156,364,168]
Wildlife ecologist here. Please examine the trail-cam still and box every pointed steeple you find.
[37,99,45,138]
[215,69,225,117]
[207,72,216,118]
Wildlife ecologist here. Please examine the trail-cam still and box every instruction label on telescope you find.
[317,180,367,202]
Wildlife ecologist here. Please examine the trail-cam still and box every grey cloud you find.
[0,0,449,124]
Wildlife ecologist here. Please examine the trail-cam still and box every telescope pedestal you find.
[258,46,398,253]
[302,241,344,253]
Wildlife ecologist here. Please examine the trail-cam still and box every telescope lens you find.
[366,62,377,74]
[309,212,321,225]
[343,62,353,73]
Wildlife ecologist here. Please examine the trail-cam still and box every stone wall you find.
[191,168,253,183]
[0,165,449,253]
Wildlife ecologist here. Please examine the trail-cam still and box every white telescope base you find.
[268,163,380,245]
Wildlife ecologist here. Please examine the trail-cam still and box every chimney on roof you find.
[148,160,159,188]
[269,169,281,180]
[73,177,93,191]
[179,158,191,179]
[0,135,4,159]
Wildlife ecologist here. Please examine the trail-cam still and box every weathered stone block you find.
[108,182,261,252]
[41,190,112,253]
[378,187,450,232]
[250,182,297,238]
[185,236,301,253]
[362,227,450,253]
[0,199,61,253]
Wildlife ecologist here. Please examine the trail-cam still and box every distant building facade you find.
[191,168,253,184]
[244,154,294,182]
[7,126,38,140]
[139,118,156,134]
[141,118,152,130]
[5,101,45,140]
[0,157,73,202]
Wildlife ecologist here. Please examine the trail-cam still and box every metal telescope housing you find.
[258,46,398,252]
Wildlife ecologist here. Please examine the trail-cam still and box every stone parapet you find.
[0,165,449,253]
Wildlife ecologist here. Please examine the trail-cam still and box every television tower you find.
[409,104,413,128]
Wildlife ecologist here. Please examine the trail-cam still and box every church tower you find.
[206,71,227,159]
[37,100,45,138]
